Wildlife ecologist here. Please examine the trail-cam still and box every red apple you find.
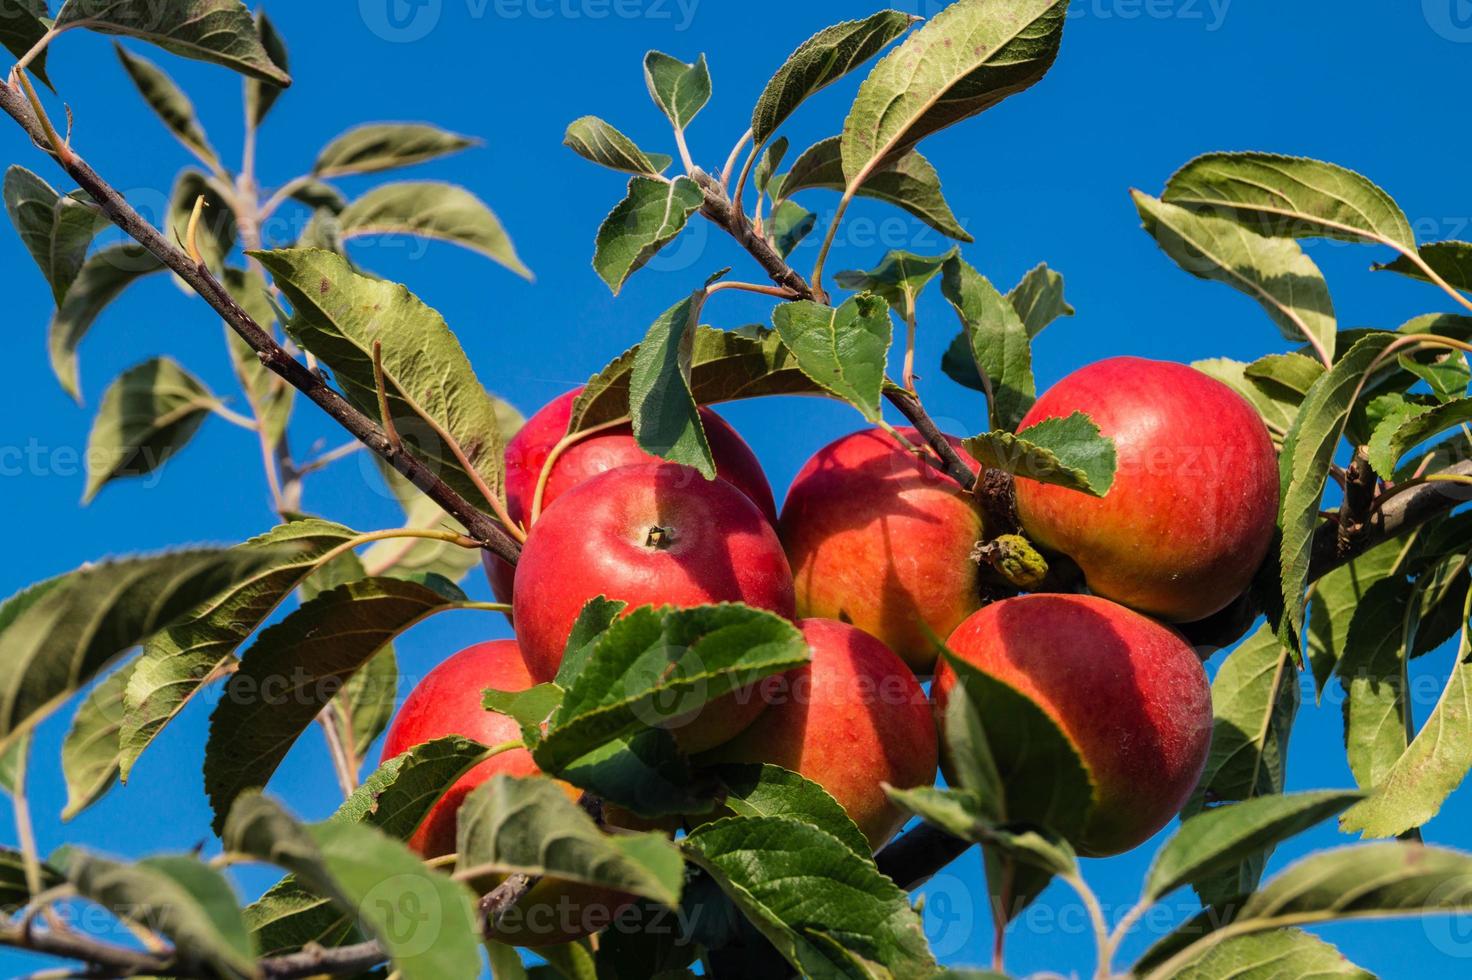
[512,462,796,752]
[703,619,938,850]
[932,594,1212,856]
[379,639,627,946]
[1014,357,1278,623]
[779,427,983,674]
[484,389,777,603]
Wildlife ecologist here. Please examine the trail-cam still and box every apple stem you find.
[646,525,674,549]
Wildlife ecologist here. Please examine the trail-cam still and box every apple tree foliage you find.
[2,1,1472,977]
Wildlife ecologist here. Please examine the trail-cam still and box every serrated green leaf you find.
[644,51,710,131]
[0,547,288,755]
[1150,929,1371,980]
[593,175,704,294]
[563,116,672,176]
[457,774,684,905]
[1375,240,1472,295]
[964,412,1116,496]
[3,165,106,305]
[167,170,237,275]
[940,254,1035,429]
[1134,191,1336,362]
[1367,397,1472,480]
[560,728,712,819]
[1398,350,1469,403]
[50,243,166,400]
[246,9,287,127]
[83,357,215,503]
[1162,152,1414,249]
[312,122,474,176]
[534,604,808,773]
[835,247,951,313]
[115,44,219,167]
[554,597,629,688]
[884,784,1077,876]
[751,11,915,146]
[1339,577,1415,791]
[336,181,529,279]
[683,816,936,980]
[777,136,971,241]
[771,294,891,421]
[56,0,291,84]
[253,247,513,507]
[628,290,715,475]
[712,763,869,858]
[1306,536,1412,697]
[841,0,1067,185]
[205,575,466,831]
[60,660,136,820]
[0,0,52,87]
[767,199,815,258]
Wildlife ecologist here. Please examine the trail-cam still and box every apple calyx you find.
[644,525,675,549]
[973,534,1049,590]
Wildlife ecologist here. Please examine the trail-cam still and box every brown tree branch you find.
[0,79,522,566]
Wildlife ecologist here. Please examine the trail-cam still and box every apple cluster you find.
[380,357,1279,945]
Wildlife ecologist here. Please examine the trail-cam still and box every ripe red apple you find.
[703,619,939,850]
[932,594,1212,856]
[779,427,983,674]
[484,389,778,603]
[512,462,796,752]
[379,639,627,946]
[1014,356,1278,623]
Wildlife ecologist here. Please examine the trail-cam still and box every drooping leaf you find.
[840,0,1068,185]
[683,816,936,979]
[628,291,715,475]
[593,175,704,294]
[336,181,530,279]
[711,763,869,858]
[83,357,215,503]
[59,661,136,820]
[205,575,467,831]
[777,136,970,241]
[0,0,51,87]
[246,9,288,126]
[3,165,105,305]
[1134,191,1337,362]
[771,294,892,421]
[456,775,684,905]
[0,547,288,754]
[563,116,672,176]
[167,170,237,274]
[751,11,916,146]
[50,243,166,400]
[768,200,815,257]
[313,122,474,177]
[118,520,358,780]
[1338,577,1416,791]
[1161,152,1415,250]
[964,412,1117,497]
[253,248,513,507]
[55,0,292,84]
[644,51,710,131]
[114,44,219,167]
[940,253,1035,429]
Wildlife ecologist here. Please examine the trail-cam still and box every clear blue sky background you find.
[4,2,1472,976]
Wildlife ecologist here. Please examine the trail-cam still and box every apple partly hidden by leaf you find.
[933,594,1212,856]
[1014,357,1278,623]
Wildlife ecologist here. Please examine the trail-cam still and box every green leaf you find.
[1367,397,1472,480]
[1161,152,1415,250]
[167,170,237,274]
[1182,624,1301,905]
[534,604,809,773]
[835,247,951,313]
[56,0,292,84]
[628,291,715,475]
[841,0,1067,185]
[1277,331,1399,647]
[59,661,136,820]
[683,816,936,980]
[289,178,347,214]
[456,775,684,905]
[336,181,530,279]
[3,165,105,305]
[114,45,219,167]
[1134,191,1336,362]
[1375,240,1472,293]
[557,728,712,818]
[1148,929,1371,980]
[82,357,215,503]
[0,734,22,797]
[118,520,358,781]
[54,849,256,978]
[751,11,916,146]
[884,784,1078,876]
[1144,791,1361,903]
[1398,350,1469,403]
[569,324,819,434]
[0,546,289,755]
[253,247,513,506]
[50,243,166,400]
[223,793,480,980]
[711,763,870,858]
[1308,540,1416,702]
[361,463,487,584]
[563,116,672,176]
[593,175,704,294]
[778,136,970,241]
[333,646,397,764]
[246,9,288,127]
[1338,577,1416,791]
[964,412,1117,497]
[771,294,892,422]
[768,200,815,258]
[1,846,61,915]
[644,51,710,131]
[0,0,51,87]
[755,137,788,196]
[940,254,1034,429]
[313,121,474,177]
[205,575,466,831]
[1007,263,1074,338]
[221,267,293,443]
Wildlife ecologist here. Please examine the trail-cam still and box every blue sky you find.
[4,1,1472,976]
